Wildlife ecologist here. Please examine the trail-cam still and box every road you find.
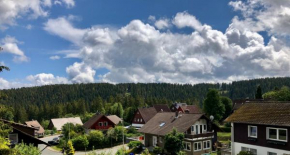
[39,135,126,155]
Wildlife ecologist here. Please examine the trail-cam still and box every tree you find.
[220,96,232,119]
[72,135,89,150]
[13,142,41,155]
[66,140,75,155]
[203,89,225,121]
[0,66,9,72]
[164,128,184,155]
[255,85,263,99]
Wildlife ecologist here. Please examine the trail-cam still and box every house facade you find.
[132,104,171,128]
[226,102,290,155]
[138,112,219,155]
[83,114,121,132]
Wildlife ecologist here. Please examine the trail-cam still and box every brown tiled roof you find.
[232,99,270,111]
[180,105,202,113]
[138,107,157,123]
[83,114,103,129]
[25,120,45,134]
[225,102,290,126]
[138,112,204,136]
[107,115,122,125]
[153,104,171,112]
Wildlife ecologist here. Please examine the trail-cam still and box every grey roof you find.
[107,115,122,125]
[50,117,83,130]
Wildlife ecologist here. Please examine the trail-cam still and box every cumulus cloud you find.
[154,19,170,30]
[1,36,29,63]
[26,73,69,85]
[54,0,75,8]
[66,62,96,83]
[40,9,290,84]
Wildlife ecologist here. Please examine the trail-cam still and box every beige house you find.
[48,117,83,131]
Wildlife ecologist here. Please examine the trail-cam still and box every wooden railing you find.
[185,132,214,139]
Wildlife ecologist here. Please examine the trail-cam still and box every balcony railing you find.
[185,132,214,139]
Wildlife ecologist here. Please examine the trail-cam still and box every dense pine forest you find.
[1,77,290,123]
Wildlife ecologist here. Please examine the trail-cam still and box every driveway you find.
[39,135,127,155]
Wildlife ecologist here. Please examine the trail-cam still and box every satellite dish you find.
[210,115,214,121]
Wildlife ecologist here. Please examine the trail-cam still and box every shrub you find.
[66,140,75,155]
[141,148,150,155]
[13,142,40,155]
[177,151,186,155]
[87,130,104,148]
[153,146,162,154]
[220,126,231,132]
[237,151,254,155]
[127,126,137,134]
[72,135,89,150]
[128,141,142,149]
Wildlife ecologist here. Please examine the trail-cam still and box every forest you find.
[1,77,290,123]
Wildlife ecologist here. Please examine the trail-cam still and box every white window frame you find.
[104,122,108,126]
[184,142,191,151]
[196,125,199,134]
[203,124,207,132]
[194,142,202,152]
[267,127,288,142]
[203,140,211,150]
[99,122,103,126]
[241,147,257,155]
[248,126,257,138]
[9,133,18,144]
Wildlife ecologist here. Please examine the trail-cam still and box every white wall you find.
[232,142,290,155]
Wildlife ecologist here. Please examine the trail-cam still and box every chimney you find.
[175,111,179,118]
[160,109,163,112]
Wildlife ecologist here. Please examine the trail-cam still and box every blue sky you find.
[1,0,290,89]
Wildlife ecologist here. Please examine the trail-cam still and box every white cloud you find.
[44,17,86,45]
[49,55,60,60]
[54,0,75,8]
[66,62,96,83]
[26,73,69,85]
[26,24,33,30]
[154,19,170,30]
[41,11,290,84]
[1,36,29,63]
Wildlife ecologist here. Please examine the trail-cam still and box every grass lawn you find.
[51,146,62,151]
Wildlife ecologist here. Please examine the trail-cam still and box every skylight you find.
[159,122,165,127]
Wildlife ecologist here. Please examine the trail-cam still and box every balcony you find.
[185,132,214,139]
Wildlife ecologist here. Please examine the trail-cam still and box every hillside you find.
[1,77,290,122]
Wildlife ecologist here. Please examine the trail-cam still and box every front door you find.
[153,136,157,146]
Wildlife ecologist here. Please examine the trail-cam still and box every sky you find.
[1,0,290,89]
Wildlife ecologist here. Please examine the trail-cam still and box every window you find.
[159,122,165,127]
[140,119,143,122]
[194,142,202,151]
[204,125,207,132]
[184,142,191,151]
[137,119,139,122]
[99,122,103,126]
[267,127,287,142]
[268,152,277,155]
[9,134,18,144]
[203,140,211,150]
[104,122,108,126]
[196,125,199,134]
[241,147,257,155]
[248,126,257,138]
[159,137,162,143]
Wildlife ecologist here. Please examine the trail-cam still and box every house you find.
[232,98,267,112]
[1,119,50,147]
[48,117,83,131]
[83,114,122,132]
[225,102,290,155]
[132,104,171,128]
[138,112,220,155]
[170,102,187,112]
[25,120,45,137]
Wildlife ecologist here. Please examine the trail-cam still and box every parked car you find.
[48,137,60,145]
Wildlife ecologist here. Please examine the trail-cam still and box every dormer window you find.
[248,126,257,138]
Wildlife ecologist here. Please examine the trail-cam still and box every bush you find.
[13,142,41,155]
[237,151,254,155]
[128,141,142,149]
[87,130,104,149]
[72,135,89,150]
[127,126,137,134]
[153,146,162,154]
[66,140,75,155]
